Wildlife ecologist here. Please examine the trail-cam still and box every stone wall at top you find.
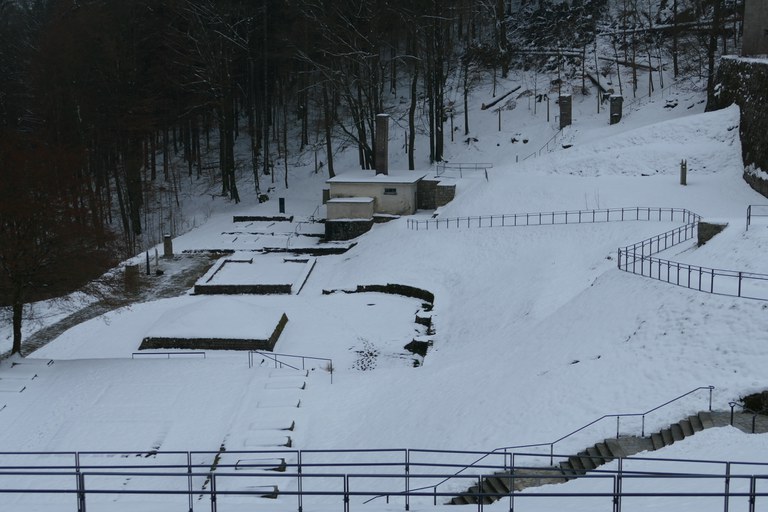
[710,57,768,179]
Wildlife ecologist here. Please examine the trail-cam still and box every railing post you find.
[298,451,304,512]
[476,475,482,512]
[188,451,194,512]
[344,475,350,512]
[210,473,217,512]
[709,387,713,411]
[729,402,736,425]
[749,475,757,512]
[641,415,645,437]
[405,449,410,511]
[724,462,731,512]
[76,452,86,512]
[616,416,620,438]
[738,272,743,298]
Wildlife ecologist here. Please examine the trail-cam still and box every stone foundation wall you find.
[417,179,456,209]
[325,219,374,241]
[435,183,456,207]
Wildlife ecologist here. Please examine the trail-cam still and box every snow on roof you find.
[327,170,427,184]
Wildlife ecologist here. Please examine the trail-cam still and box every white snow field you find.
[1,74,768,512]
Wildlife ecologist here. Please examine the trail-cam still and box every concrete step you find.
[586,446,604,466]
[483,475,510,496]
[688,414,705,432]
[604,438,628,458]
[577,451,596,470]
[595,442,613,463]
[650,432,665,450]
[680,419,695,437]
[613,435,653,457]
[670,423,685,441]
[661,428,674,445]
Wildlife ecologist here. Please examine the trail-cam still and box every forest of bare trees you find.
[0,0,744,354]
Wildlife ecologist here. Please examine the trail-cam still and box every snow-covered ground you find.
[1,70,768,511]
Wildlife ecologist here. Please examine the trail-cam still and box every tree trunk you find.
[11,293,23,355]
[323,83,335,178]
[409,67,418,170]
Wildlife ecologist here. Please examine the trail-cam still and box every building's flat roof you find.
[327,197,374,203]
[327,170,427,185]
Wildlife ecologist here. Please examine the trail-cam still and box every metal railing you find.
[131,351,206,359]
[523,126,567,161]
[403,385,714,501]
[435,162,493,177]
[1,448,767,512]
[248,350,334,383]
[746,204,768,231]
[406,206,698,231]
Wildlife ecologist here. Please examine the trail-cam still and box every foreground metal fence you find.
[0,451,766,512]
[0,388,721,511]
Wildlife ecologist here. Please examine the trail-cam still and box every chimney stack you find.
[375,114,389,175]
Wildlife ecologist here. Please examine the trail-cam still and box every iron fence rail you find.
[407,204,768,302]
[406,207,699,231]
[0,458,767,512]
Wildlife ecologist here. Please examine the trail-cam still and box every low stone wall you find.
[325,219,374,241]
[323,283,435,304]
[698,222,727,246]
[194,283,292,295]
[711,57,768,196]
[139,313,288,351]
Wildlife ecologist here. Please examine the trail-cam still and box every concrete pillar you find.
[559,95,572,129]
[680,159,688,186]
[610,95,623,125]
[375,114,389,175]
[124,264,139,292]
[163,235,173,259]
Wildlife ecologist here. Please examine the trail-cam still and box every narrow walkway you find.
[3,254,218,359]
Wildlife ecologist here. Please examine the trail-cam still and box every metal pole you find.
[210,473,217,512]
[188,452,194,512]
[298,451,303,512]
[724,462,731,512]
[405,449,410,511]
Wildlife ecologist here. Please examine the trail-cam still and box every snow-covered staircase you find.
[202,368,308,503]
[450,410,768,505]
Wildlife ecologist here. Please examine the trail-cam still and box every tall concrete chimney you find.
[375,114,389,175]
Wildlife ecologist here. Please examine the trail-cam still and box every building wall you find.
[744,0,768,56]
[330,183,418,215]
[326,199,374,220]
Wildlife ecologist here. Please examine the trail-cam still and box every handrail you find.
[405,385,714,498]
[746,204,768,231]
[7,451,768,511]
[248,350,334,383]
[131,351,206,359]
[436,162,493,178]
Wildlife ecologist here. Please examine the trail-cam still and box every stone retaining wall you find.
[711,57,768,196]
